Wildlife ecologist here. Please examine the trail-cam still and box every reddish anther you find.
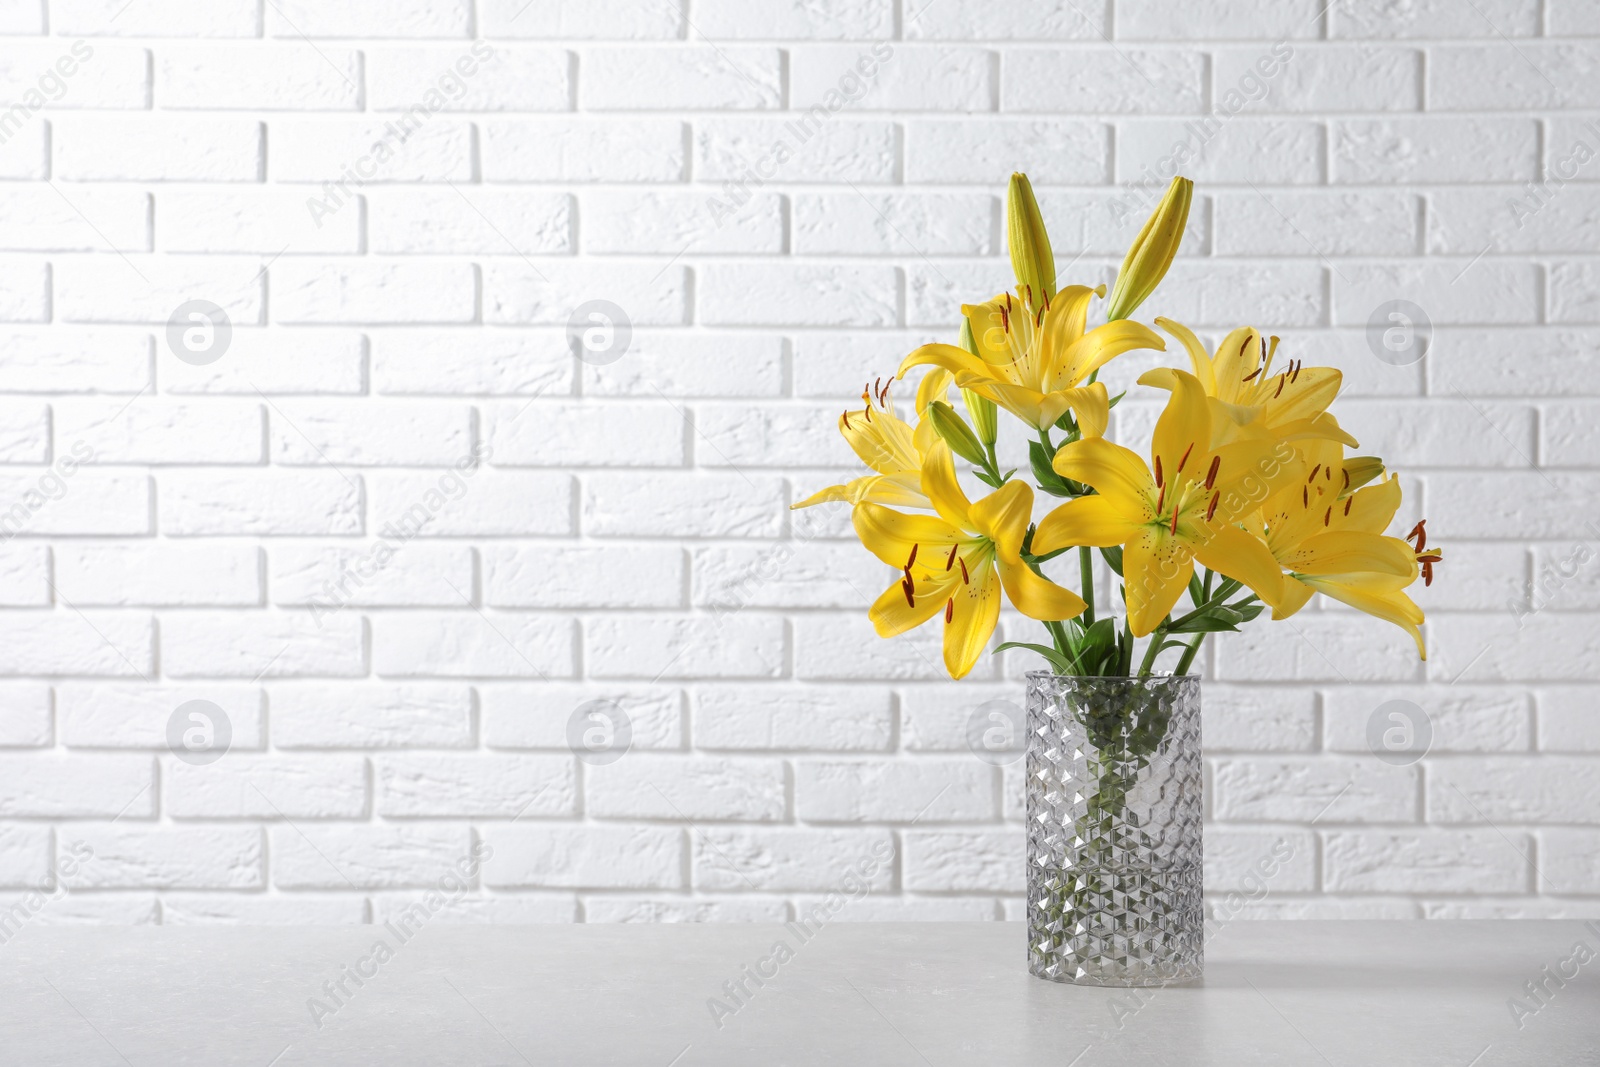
[1204,455,1221,490]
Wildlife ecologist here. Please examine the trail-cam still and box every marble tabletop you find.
[1,920,1595,1065]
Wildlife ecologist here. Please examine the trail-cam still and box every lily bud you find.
[927,400,988,468]
[1006,172,1055,302]
[1105,175,1193,322]
[1342,456,1386,495]
[957,317,998,447]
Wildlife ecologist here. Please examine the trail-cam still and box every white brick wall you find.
[0,0,1594,927]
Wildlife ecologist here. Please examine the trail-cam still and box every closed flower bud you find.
[1342,456,1386,495]
[957,317,998,447]
[1007,172,1055,302]
[1105,176,1193,322]
[927,400,988,468]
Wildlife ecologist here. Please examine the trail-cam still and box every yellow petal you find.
[1283,531,1416,577]
[852,504,965,569]
[1038,284,1102,356]
[1266,366,1343,425]
[920,439,975,530]
[1273,577,1316,620]
[1343,475,1403,535]
[793,472,927,511]
[1032,495,1143,555]
[1210,327,1262,404]
[960,377,1048,429]
[1037,382,1111,439]
[998,555,1087,622]
[1153,317,1216,395]
[792,483,851,510]
[1122,526,1194,637]
[1048,320,1165,392]
[1052,438,1155,505]
[899,342,995,387]
[840,407,919,475]
[944,561,1002,679]
[1302,573,1426,659]
[868,570,958,638]
[968,479,1033,561]
[1151,370,1212,488]
[1191,522,1286,611]
[914,366,953,416]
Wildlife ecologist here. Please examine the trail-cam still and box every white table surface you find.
[0,920,1595,1065]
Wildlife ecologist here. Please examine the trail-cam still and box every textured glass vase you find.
[1025,672,1203,986]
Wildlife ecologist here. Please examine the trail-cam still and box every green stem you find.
[1078,546,1095,628]
[1173,633,1205,676]
[1136,624,1166,677]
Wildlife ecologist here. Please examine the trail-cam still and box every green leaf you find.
[1187,572,1205,605]
[1100,546,1124,576]
[1029,441,1073,498]
[1107,390,1126,410]
[1233,601,1266,622]
[993,641,1074,675]
[1166,609,1243,635]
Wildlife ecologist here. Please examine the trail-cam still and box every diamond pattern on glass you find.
[1025,672,1203,987]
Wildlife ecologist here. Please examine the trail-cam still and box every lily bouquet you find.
[796,173,1440,681]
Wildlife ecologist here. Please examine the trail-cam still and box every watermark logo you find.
[1,440,93,542]
[1366,699,1431,766]
[567,700,631,766]
[306,40,497,227]
[567,299,631,366]
[0,40,93,148]
[1366,299,1431,367]
[167,699,231,766]
[966,699,1026,766]
[704,40,894,229]
[166,299,233,366]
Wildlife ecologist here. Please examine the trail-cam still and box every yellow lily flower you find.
[1141,318,1357,450]
[854,440,1087,679]
[898,286,1164,435]
[1259,441,1436,658]
[793,371,953,511]
[1033,371,1300,637]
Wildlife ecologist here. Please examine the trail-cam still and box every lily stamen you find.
[1177,443,1193,473]
[945,599,954,622]
[1204,455,1221,490]
[906,543,918,569]
[945,544,958,570]
[1206,491,1220,521]
[958,557,969,584]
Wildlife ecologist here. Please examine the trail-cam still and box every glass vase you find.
[1025,672,1203,986]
